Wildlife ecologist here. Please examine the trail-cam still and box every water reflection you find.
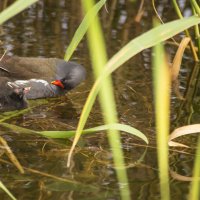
[0,0,197,199]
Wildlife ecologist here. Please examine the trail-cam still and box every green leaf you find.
[152,20,170,200]
[191,0,200,16]
[0,181,16,200]
[0,122,148,144]
[103,16,200,77]
[188,136,200,200]
[64,0,106,61]
[0,0,39,25]
[40,123,148,144]
[75,16,200,145]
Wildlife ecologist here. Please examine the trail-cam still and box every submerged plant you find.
[0,0,200,199]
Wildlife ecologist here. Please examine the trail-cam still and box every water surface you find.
[0,0,197,199]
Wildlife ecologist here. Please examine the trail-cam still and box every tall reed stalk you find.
[188,136,200,200]
[153,36,170,200]
[81,1,131,199]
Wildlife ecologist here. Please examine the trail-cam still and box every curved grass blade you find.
[0,122,148,144]
[169,124,200,147]
[0,180,16,200]
[171,37,191,81]
[64,0,106,61]
[71,16,200,160]
[170,170,200,181]
[0,0,39,25]
[40,123,148,144]
[103,16,200,77]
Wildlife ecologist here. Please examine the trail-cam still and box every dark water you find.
[0,0,198,199]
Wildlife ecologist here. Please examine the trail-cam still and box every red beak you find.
[51,80,65,89]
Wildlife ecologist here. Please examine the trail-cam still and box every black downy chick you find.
[0,78,30,112]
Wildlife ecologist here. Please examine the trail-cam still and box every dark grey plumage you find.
[0,56,86,99]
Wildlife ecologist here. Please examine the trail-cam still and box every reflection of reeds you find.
[0,0,8,12]
[0,0,200,199]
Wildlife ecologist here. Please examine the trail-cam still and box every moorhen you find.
[0,77,30,111]
[0,56,86,99]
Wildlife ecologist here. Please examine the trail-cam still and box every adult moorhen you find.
[0,77,30,111]
[0,56,86,99]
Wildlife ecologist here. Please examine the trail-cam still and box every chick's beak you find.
[23,87,31,94]
[51,80,65,89]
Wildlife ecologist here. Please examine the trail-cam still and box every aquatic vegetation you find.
[0,0,200,199]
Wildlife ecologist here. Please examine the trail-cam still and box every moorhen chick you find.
[0,77,30,111]
[0,56,86,99]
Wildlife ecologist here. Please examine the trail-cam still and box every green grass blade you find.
[40,123,148,143]
[0,122,148,144]
[74,16,200,153]
[64,0,106,61]
[152,21,170,200]
[0,122,38,134]
[81,1,130,199]
[190,0,200,16]
[0,180,16,200]
[103,16,200,77]
[0,108,31,123]
[172,0,183,19]
[188,136,200,200]
[0,0,39,25]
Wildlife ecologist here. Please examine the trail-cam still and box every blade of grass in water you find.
[152,20,170,200]
[0,122,148,144]
[41,123,148,143]
[0,0,39,25]
[78,1,131,198]
[64,0,106,61]
[0,181,16,200]
[69,16,200,167]
[188,136,200,200]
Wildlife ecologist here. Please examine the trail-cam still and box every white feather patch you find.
[14,79,49,86]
